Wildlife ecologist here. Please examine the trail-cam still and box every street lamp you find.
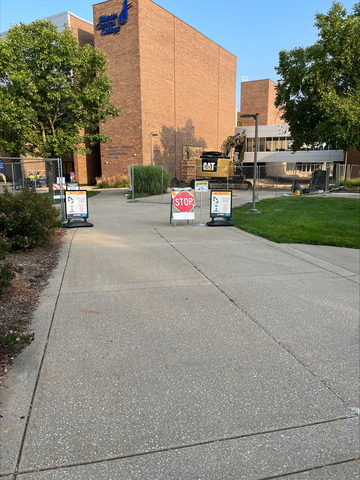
[241,113,260,213]
[150,133,158,166]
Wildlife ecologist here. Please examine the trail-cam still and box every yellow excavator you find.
[191,130,251,189]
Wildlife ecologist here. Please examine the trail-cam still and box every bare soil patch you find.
[0,230,65,388]
[332,187,360,193]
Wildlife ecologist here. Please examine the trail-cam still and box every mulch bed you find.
[0,230,65,389]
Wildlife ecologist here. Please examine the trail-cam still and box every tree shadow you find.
[153,119,207,183]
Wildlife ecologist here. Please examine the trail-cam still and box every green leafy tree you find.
[0,20,121,158]
[275,1,360,157]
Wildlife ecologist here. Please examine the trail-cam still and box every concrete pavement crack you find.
[155,227,358,417]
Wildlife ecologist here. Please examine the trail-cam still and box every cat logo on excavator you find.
[202,160,218,172]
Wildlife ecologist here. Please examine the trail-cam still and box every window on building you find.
[278,137,287,151]
[246,138,255,152]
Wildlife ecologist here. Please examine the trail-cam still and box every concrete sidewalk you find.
[1,190,359,479]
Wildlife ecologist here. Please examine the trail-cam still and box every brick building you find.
[42,13,100,185]
[237,79,284,127]
[93,0,237,179]
[236,79,344,175]
[237,79,360,178]
[0,12,99,185]
[1,1,237,184]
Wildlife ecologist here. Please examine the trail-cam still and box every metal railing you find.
[128,162,342,207]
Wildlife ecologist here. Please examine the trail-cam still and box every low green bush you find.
[0,233,10,260]
[133,166,170,195]
[0,187,61,250]
[339,178,360,187]
[0,324,35,348]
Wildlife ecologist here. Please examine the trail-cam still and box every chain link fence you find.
[129,162,342,208]
[0,157,65,216]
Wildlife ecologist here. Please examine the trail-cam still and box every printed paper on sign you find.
[65,191,88,219]
[195,181,208,193]
[210,191,232,218]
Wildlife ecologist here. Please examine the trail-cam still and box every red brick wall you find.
[138,3,176,166]
[267,80,284,125]
[94,0,237,175]
[68,15,99,184]
[239,79,285,126]
[73,144,101,185]
[69,15,94,46]
[93,0,143,176]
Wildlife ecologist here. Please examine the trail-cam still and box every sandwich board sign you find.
[170,188,195,226]
[195,181,208,226]
[63,190,93,228]
[207,190,234,226]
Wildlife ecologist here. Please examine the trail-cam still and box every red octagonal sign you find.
[173,191,195,212]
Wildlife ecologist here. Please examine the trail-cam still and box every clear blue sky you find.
[0,0,357,110]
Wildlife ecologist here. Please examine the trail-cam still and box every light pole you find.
[150,133,158,166]
[241,113,260,213]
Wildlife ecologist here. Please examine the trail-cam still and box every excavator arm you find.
[220,130,247,164]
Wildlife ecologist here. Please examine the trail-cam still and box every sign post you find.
[63,190,93,228]
[170,188,195,227]
[195,181,208,226]
[207,190,234,227]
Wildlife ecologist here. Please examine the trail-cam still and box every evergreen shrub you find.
[0,187,61,250]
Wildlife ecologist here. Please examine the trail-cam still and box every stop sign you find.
[173,191,195,212]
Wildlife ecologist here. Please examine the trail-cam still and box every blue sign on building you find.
[96,0,132,36]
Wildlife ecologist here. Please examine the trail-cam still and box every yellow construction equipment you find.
[191,130,251,189]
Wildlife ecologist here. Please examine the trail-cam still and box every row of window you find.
[245,138,335,153]
[245,137,292,152]
[286,163,324,172]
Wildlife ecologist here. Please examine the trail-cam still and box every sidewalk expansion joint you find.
[259,458,359,479]
[12,417,357,477]
[13,229,78,478]
[155,228,359,417]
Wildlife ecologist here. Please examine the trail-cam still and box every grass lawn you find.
[232,196,360,249]
[86,191,101,198]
